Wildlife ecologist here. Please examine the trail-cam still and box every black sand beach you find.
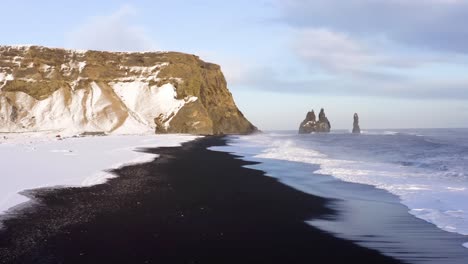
[0,136,403,264]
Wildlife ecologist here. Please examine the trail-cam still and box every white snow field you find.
[0,134,199,215]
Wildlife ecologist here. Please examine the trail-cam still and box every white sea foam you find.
[217,132,468,239]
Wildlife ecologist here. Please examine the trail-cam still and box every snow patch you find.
[0,72,6,83]
[0,134,200,216]
[0,72,13,82]
[60,60,87,76]
[39,64,52,72]
[78,61,86,72]
[0,84,128,135]
[117,63,168,82]
[111,82,197,130]
[0,72,14,90]
[17,78,36,83]
[12,56,23,66]
[69,77,88,90]
[120,63,168,74]
[129,65,158,74]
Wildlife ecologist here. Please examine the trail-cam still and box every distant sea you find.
[212,128,468,263]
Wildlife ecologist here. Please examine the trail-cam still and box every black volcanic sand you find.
[0,136,404,264]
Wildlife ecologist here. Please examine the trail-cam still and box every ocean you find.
[211,128,468,263]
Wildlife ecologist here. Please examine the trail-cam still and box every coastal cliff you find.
[0,45,256,135]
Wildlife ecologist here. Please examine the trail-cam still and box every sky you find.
[1,0,468,130]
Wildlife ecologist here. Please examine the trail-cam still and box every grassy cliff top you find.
[0,45,257,135]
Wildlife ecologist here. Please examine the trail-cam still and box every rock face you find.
[352,113,361,134]
[0,45,256,135]
[298,110,316,134]
[298,108,331,134]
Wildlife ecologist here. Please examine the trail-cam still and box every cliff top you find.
[0,45,256,135]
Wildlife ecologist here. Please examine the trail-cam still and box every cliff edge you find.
[0,45,257,135]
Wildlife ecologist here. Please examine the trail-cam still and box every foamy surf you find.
[215,130,468,247]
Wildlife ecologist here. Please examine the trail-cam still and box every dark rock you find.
[298,110,316,134]
[317,108,331,132]
[352,113,361,134]
[299,108,331,134]
[10,105,17,122]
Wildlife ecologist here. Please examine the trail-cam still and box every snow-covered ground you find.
[0,134,199,216]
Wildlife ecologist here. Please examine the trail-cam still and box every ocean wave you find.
[224,131,468,238]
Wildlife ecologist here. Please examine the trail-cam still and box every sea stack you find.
[298,110,316,134]
[298,108,331,134]
[352,113,361,134]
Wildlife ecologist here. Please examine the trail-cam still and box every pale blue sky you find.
[1,0,468,130]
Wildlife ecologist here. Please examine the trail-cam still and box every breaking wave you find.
[218,129,468,237]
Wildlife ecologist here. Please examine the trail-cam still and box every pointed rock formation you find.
[352,113,361,134]
[298,110,316,134]
[299,108,331,134]
[316,108,331,133]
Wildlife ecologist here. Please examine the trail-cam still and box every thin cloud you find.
[277,0,468,53]
[231,66,468,100]
[292,28,458,74]
[66,5,156,52]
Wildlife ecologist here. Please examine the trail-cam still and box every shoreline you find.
[213,134,468,263]
[217,131,468,236]
[0,136,402,263]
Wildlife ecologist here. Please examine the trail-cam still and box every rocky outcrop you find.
[352,113,360,134]
[299,108,331,134]
[317,108,331,132]
[298,110,316,134]
[0,45,257,135]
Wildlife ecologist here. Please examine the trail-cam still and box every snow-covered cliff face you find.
[0,46,256,135]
